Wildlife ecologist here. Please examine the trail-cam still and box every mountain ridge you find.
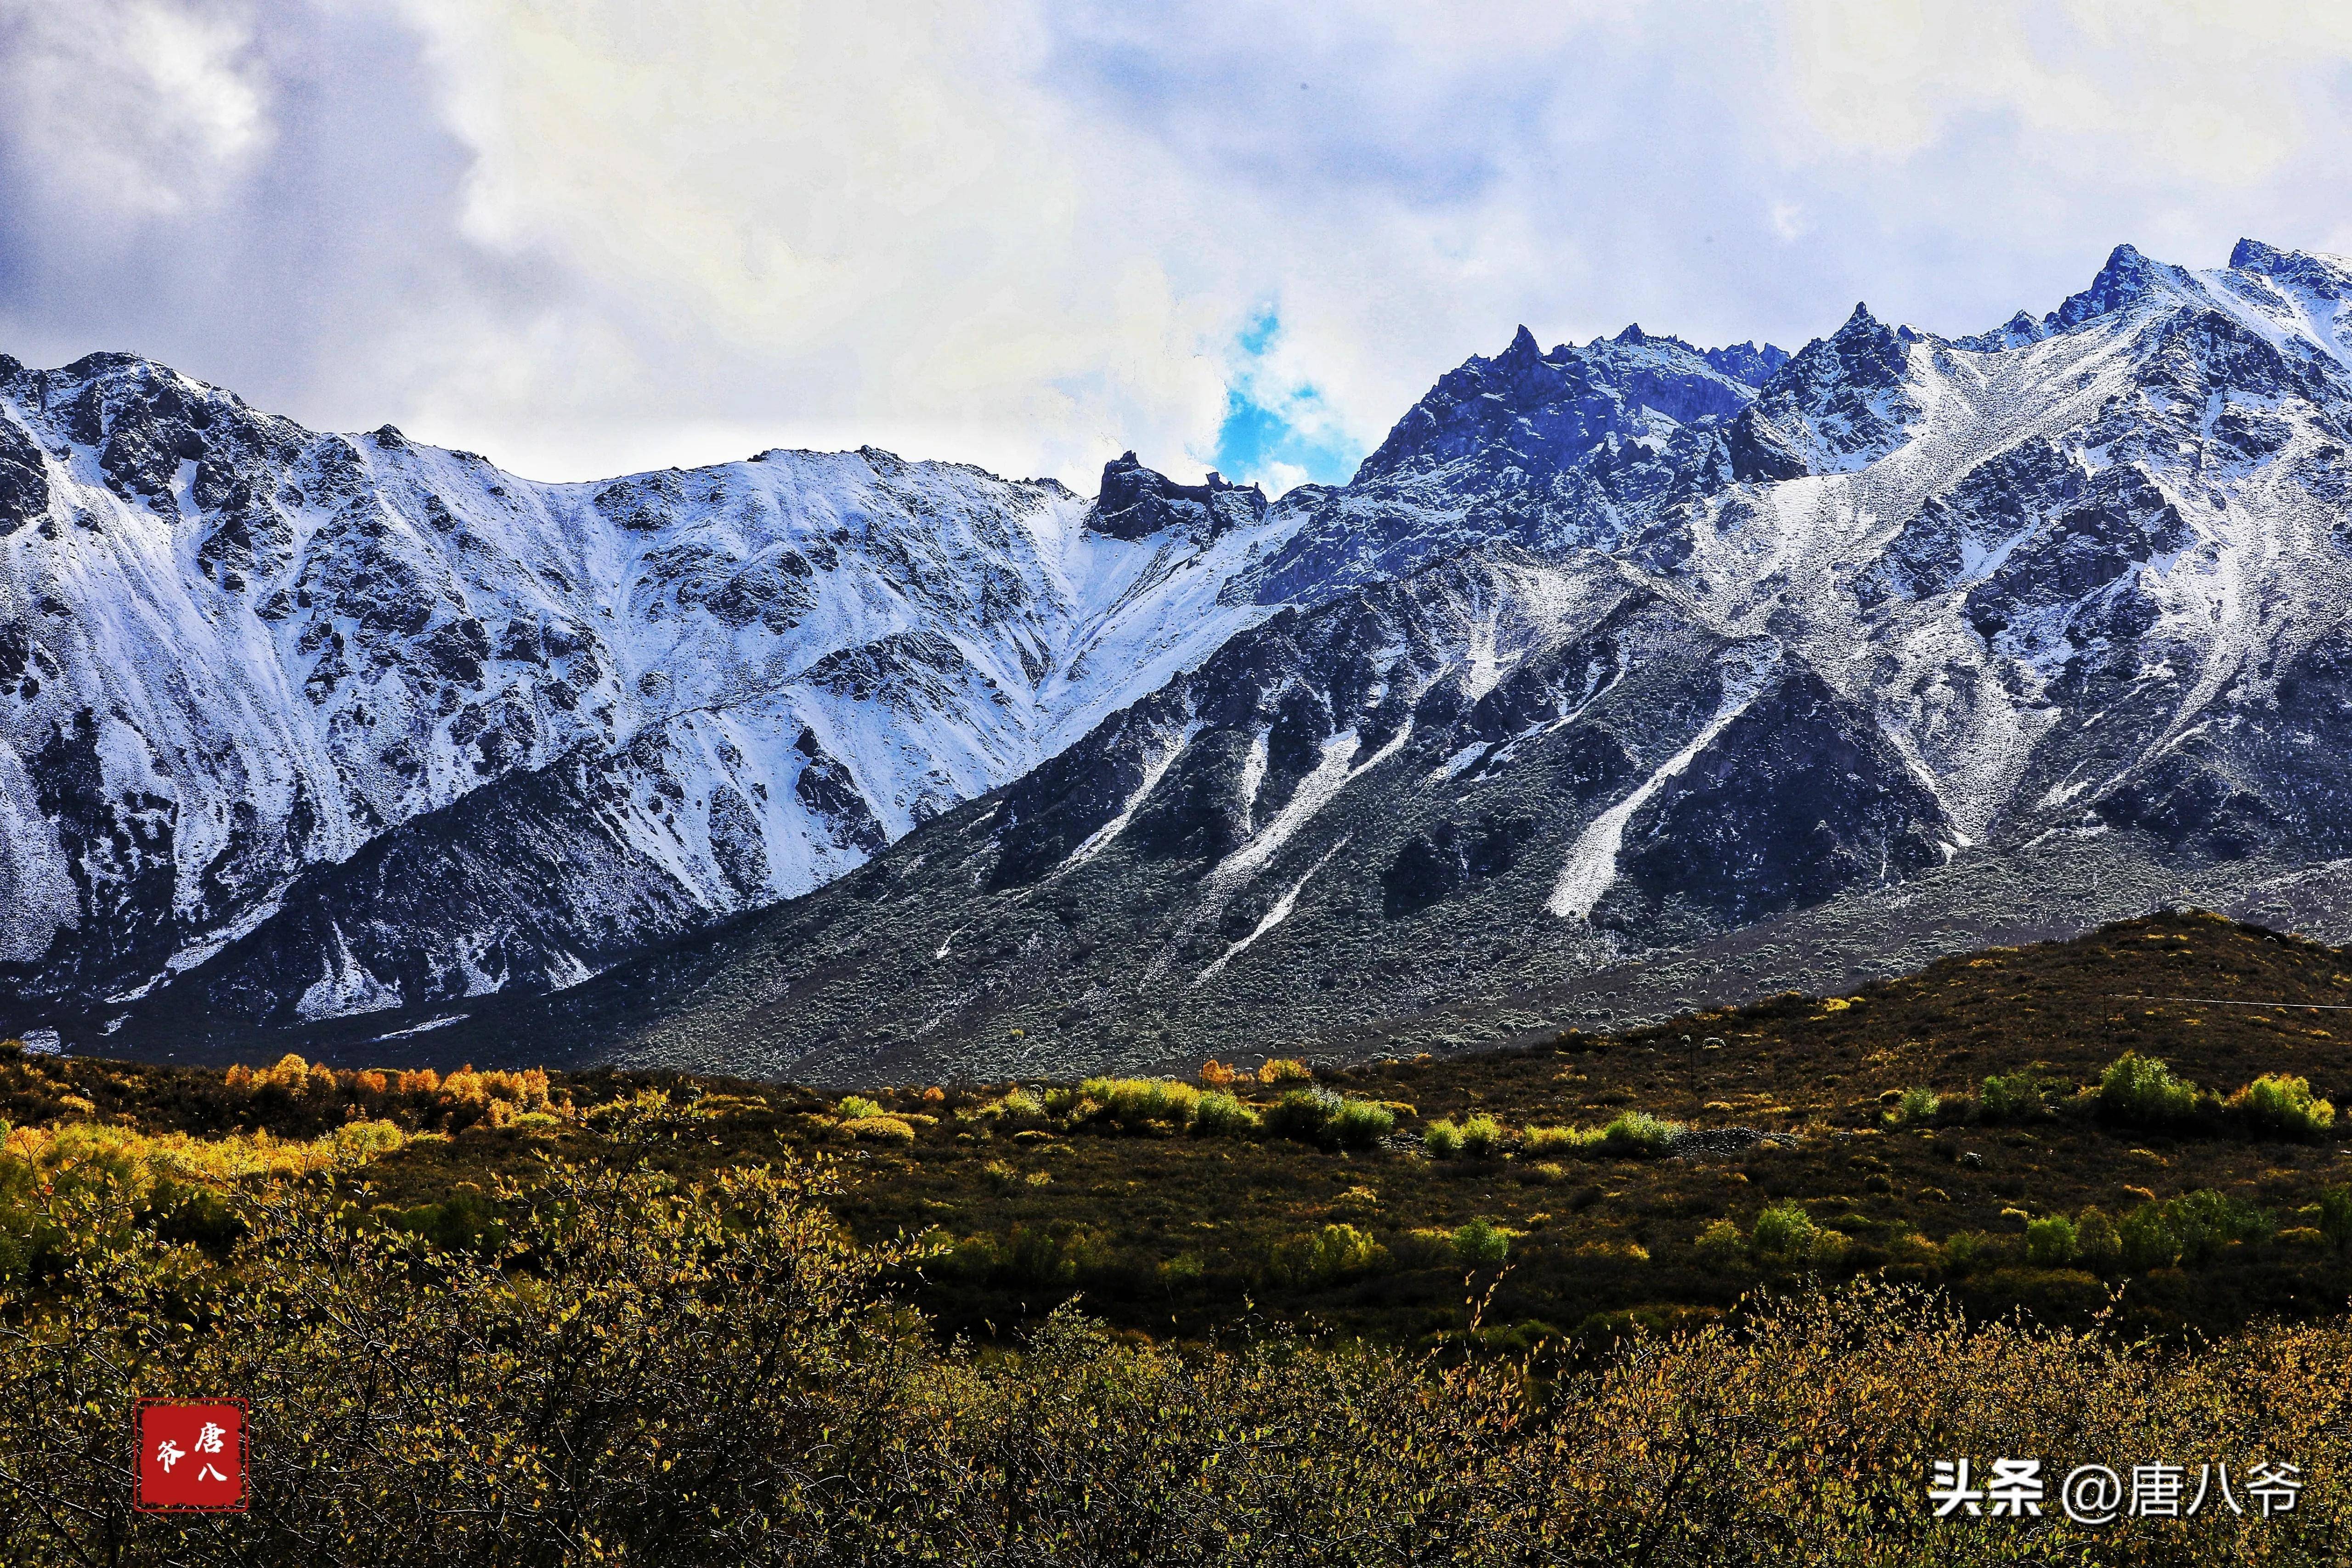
[10,238,2352,1076]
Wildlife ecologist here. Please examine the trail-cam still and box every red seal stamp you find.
[136,1400,247,1512]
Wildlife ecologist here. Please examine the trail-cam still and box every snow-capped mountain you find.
[16,238,2352,1076]
[1234,324,1787,604]
[0,356,1298,1030]
[353,238,2352,1084]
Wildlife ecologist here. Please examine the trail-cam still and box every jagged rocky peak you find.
[1353,320,1774,486]
[1953,238,2352,358]
[1700,340,1792,388]
[2224,238,2352,324]
[1724,301,1922,480]
[2046,242,2200,332]
[4,351,306,523]
[2228,237,2348,290]
[1593,323,1789,388]
[1952,310,2050,352]
[1089,450,1268,542]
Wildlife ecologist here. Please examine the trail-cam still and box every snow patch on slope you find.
[1548,660,1771,920]
[1194,836,1349,985]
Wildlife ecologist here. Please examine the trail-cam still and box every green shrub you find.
[1083,1077,1201,1132]
[2227,1074,2337,1140]
[2318,1187,2352,1250]
[2098,1053,2204,1128]
[1980,1072,2052,1122]
[1894,1087,1940,1125]
[2118,1205,2180,1270]
[1422,1120,1463,1159]
[1458,1115,1505,1158]
[2075,1207,2121,1271]
[147,1180,245,1257]
[1272,1223,1388,1285]
[1331,1098,1396,1151]
[943,1231,1010,1279]
[1751,1201,1821,1263]
[1260,1092,1396,1150]
[1598,1111,1680,1158]
[990,1087,1046,1123]
[1695,1219,1744,1263]
[2108,1191,2272,1271]
[2164,1189,2275,1266]
[1521,1125,1587,1157]
[1942,1231,1998,1275]
[1264,1087,1344,1144]
[837,1095,884,1121]
[387,1190,506,1254]
[2024,1214,2077,1267]
[1192,1092,1259,1138]
[1452,1217,1510,1267]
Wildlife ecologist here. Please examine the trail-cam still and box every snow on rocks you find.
[0,357,1298,1023]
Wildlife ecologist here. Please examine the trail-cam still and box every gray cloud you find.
[2,0,2349,492]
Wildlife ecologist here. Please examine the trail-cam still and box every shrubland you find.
[7,1145,2352,1565]
[7,910,2352,1561]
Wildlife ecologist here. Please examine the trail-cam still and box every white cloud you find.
[0,0,271,219]
[1,0,2350,492]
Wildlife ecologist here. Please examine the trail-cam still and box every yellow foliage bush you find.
[211,1055,560,1133]
[13,1166,2348,1563]
[1,1116,407,1197]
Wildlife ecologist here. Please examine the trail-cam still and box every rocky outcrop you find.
[1091,452,1268,541]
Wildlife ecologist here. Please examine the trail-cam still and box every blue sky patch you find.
[1207,306,1363,492]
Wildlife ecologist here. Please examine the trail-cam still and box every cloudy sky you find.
[4,1,2350,494]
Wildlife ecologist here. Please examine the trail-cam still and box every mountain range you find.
[5,239,2349,1077]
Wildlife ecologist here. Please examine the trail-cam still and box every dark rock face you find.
[793,732,886,854]
[1241,325,1783,606]
[0,410,48,533]
[142,747,717,1030]
[802,630,986,708]
[707,786,770,899]
[1863,440,2084,606]
[1091,452,1268,541]
[3,708,181,1002]
[984,691,1195,889]
[1962,465,2189,642]
[1605,671,1954,928]
[1383,814,1536,917]
[704,549,818,632]
[1725,304,1920,476]
[594,470,688,531]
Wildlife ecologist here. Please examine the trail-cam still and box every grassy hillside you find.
[11,908,2352,1350]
